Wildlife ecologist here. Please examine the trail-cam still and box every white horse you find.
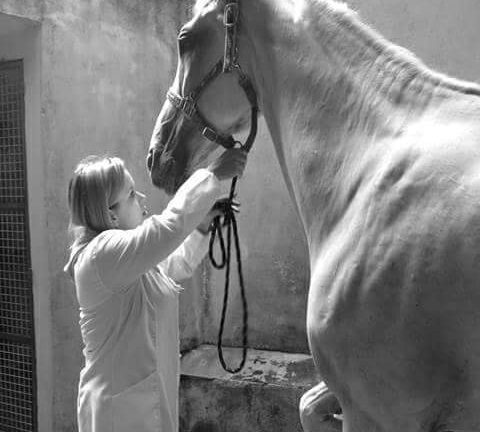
[147,1,480,431]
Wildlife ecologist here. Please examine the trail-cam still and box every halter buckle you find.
[202,126,220,143]
[180,96,196,118]
[224,3,239,28]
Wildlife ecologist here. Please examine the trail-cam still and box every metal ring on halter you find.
[224,3,239,27]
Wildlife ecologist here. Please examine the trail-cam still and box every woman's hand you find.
[207,148,247,181]
[197,198,240,234]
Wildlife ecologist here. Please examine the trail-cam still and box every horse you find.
[147,0,480,431]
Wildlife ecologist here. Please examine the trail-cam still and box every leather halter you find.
[166,1,258,152]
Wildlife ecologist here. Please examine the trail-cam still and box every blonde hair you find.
[64,155,126,276]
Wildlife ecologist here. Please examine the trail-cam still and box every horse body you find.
[249,5,480,429]
[281,82,480,432]
[148,1,480,430]
[305,116,480,431]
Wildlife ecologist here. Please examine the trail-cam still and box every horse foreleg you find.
[300,381,343,432]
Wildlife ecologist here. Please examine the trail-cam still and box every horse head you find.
[147,0,256,195]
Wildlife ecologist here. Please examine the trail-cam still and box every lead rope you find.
[207,63,258,373]
[208,175,248,373]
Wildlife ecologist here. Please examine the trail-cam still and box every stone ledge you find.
[181,344,320,388]
[179,344,321,432]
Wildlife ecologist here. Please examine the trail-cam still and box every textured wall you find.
[0,0,41,21]
[41,2,182,429]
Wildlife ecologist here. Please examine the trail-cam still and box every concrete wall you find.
[1,0,480,431]
[40,3,184,429]
[0,1,42,22]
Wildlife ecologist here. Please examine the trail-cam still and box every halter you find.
[166,0,259,152]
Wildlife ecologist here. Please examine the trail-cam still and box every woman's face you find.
[109,170,148,230]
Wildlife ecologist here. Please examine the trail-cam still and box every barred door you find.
[0,60,37,432]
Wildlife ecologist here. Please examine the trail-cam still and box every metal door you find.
[0,60,37,432]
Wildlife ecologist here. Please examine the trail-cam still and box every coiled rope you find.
[208,175,248,373]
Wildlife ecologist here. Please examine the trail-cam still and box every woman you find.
[64,149,247,432]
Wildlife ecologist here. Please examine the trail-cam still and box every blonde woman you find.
[64,149,247,432]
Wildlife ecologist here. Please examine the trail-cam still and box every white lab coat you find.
[68,169,221,432]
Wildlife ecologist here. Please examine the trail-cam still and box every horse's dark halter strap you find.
[167,0,258,373]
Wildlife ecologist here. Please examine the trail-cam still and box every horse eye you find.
[177,33,192,53]
[177,31,188,41]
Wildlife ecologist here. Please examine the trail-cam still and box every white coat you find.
[68,169,221,432]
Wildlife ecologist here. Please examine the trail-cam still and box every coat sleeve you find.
[158,229,210,282]
[93,169,221,292]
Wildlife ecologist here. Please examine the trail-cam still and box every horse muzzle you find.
[147,146,180,195]
[147,101,188,193]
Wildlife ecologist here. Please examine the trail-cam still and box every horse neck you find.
[241,0,480,248]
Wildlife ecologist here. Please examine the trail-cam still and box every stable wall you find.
[40,2,181,429]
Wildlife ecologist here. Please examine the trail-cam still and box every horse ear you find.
[214,0,227,21]
[193,0,223,17]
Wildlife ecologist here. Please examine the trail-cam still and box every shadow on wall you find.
[190,420,220,432]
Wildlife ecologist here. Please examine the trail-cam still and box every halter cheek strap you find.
[223,1,240,72]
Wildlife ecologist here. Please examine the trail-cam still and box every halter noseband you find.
[166,0,258,152]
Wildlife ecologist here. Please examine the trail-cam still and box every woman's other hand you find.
[196,198,240,234]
